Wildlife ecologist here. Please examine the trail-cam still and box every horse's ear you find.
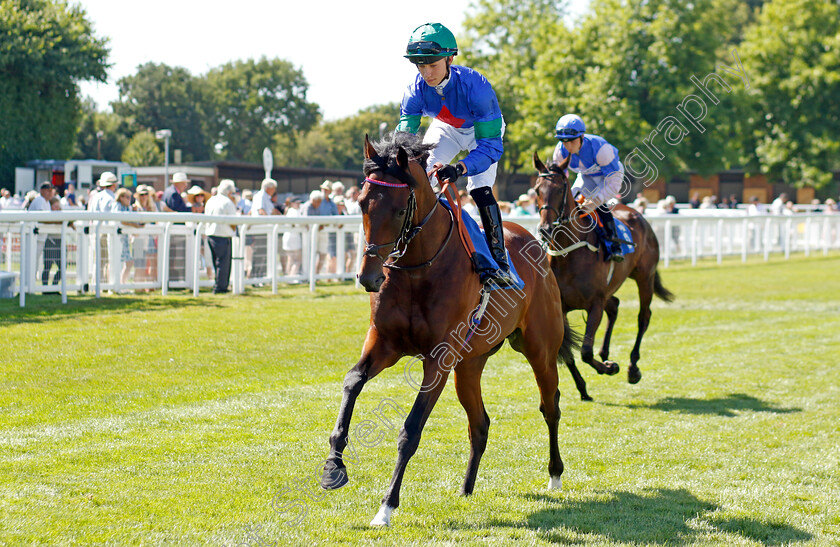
[557,152,571,172]
[396,146,409,172]
[364,134,378,160]
[533,151,547,174]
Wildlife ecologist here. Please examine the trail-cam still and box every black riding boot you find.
[597,207,624,263]
[477,202,518,287]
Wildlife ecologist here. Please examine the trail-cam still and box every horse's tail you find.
[558,319,583,364]
[653,271,675,303]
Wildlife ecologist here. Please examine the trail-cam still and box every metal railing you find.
[1,210,839,307]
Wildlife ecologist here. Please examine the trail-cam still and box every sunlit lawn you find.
[1,254,838,545]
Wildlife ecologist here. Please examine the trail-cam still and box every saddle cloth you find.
[439,198,526,291]
[613,217,636,256]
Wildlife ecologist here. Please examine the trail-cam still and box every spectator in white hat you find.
[163,172,191,213]
[161,172,192,284]
[331,181,345,199]
[85,172,120,284]
[88,172,118,213]
[186,185,209,213]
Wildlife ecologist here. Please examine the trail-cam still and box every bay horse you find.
[321,133,578,527]
[533,151,674,400]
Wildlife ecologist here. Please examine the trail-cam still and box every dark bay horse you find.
[321,133,578,526]
[533,152,674,400]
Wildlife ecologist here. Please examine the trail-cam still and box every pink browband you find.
[364,177,408,188]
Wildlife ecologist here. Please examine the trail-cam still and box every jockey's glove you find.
[438,163,465,183]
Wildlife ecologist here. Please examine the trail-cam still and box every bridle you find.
[536,169,578,226]
[362,171,454,271]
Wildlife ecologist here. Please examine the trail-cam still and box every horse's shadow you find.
[482,488,812,546]
[629,393,801,417]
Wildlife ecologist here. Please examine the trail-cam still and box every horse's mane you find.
[363,131,435,176]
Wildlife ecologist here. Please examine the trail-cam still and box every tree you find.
[736,0,840,188]
[0,0,108,188]
[290,104,400,170]
[122,131,163,167]
[528,0,748,180]
[462,0,750,182]
[112,63,209,162]
[273,104,404,171]
[459,0,569,173]
[204,57,319,163]
[74,97,129,161]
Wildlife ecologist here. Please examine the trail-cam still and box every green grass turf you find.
[1,254,838,546]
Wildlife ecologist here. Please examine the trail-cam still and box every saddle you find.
[574,197,634,260]
[439,182,525,291]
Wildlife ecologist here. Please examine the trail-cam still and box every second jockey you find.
[552,113,626,262]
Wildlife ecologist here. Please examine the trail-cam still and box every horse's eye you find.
[397,209,406,217]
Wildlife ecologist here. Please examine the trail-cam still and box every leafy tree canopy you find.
[737,0,840,188]
[113,63,208,163]
[0,0,109,188]
[0,0,108,83]
[204,57,320,163]
[121,131,163,167]
[74,97,128,161]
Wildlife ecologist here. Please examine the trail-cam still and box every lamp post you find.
[96,130,104,160]
[155,129,172,187]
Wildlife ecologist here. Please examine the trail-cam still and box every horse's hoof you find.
[547,476,563,490]
[581,393,594,401]
[604,361,620,375]
[320,463,349,490]
[628,366,642,384]
[371,504,394,527]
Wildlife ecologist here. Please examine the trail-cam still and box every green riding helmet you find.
[405,22,458,65]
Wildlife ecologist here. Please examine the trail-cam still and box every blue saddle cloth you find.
[614,217,635,256]
[440,198,526,291]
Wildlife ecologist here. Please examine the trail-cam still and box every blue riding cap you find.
[555,114,586,141]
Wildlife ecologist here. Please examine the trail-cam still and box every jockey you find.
[552,114,625,262]
[397,22,516,287]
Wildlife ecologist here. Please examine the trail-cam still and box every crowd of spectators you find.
[4,175,840,293]
[2,172,369,292]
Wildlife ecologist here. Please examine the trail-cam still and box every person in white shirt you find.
[28,181,53,212]
[205,179,238,293]
[249,178,278,280]
[770,193,787,215]
[87,172,119,281]
[88,172,118,212]
[282,199,303,279]
[0,188,15,209]
[27,182,54,281]
[343,186,362,215]
[251,178,277,217]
